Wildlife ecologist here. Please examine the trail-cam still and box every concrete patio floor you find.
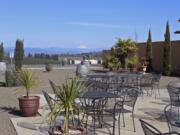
[11,89,171,135]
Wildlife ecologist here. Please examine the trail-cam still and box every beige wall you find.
[103,40,180,73]
[137,40,180,72]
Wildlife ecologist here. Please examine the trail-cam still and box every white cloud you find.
[66,22,124,28]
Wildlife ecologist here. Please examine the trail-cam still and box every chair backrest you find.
[164,104,180,133]
[42,90,54,111]
[140,74,154,85]
[139,119,162,135]
[167,85,180,106]
[124,87,138,108]
[122,75,138,88]
[49,80,59,96]
[152,74,161,84]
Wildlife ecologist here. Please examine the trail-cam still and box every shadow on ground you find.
[0,106,21,116]
[0,82,6,87]
[137,107,167,122]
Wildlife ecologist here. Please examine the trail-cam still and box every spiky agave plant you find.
[48,77,85,133]
[17,69,38,97]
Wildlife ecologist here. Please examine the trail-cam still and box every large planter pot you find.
[76,64,89,77]
[45,64,53,72]
[18,96,40,117]
[130,67,137,72]
[49,126,86,135]
[82,61,90,67]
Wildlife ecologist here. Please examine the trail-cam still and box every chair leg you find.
[118,113,121,135]
[86,114,88,135]
[112,114,116,135]
[122,112,125,127]
[158,84,160,96]
[132,113,136,132]
[153,85,156,99]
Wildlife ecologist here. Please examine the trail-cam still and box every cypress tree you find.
[0,42,4,62]
[146,29,152,72]
[14,39,24,71]
[163,21,171,76]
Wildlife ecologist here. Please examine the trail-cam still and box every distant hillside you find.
[5,47,104,55]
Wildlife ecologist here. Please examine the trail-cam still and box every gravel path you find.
[0,68,179,135]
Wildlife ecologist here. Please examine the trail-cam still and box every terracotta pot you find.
[18,96,40,117]
[130,67,137,72]
[49,126,86,135]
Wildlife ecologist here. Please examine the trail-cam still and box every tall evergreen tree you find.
[0,42,4,62]
[146,29,152,72]
[163,21,171,75]
[14,39,24,71]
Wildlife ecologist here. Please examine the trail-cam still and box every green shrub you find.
[104,55,121,71]
[0,42,4,62]
[14,39,24,71]
[163,21,171,76]
[115,38,137,68]
[128,55,138,68]
[5,70,14,87]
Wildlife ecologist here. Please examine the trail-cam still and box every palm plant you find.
[115,38,137,68]
[47,77,85,134]
[16,69,40,117]
[128,55,138,68]
[17,69,38,97]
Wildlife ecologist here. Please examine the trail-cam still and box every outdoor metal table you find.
[81,91,120,135]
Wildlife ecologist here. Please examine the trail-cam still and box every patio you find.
[0,68,180,135]
[11,88,170,135]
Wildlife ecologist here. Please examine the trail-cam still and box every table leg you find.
[93,99,96,134]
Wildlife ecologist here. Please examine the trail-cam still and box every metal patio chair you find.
[139,119,179,135]
[164,104,180,133]
[49,80,59,99]
[103,87,138,135]
[42,90,56,111]
[152,73,161,98]
[167,82,180,108]
[140,74,154,97]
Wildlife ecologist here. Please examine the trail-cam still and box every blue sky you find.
[0,0,180,49]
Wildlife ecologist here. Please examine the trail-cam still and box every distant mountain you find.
[5,47,105,55]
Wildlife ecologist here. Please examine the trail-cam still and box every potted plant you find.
[16,69,39,117]
[47,77,86,135]
[140,57,148,73]
[104,55,121,71]
[128,55,138,72]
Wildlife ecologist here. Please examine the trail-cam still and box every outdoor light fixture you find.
[174,31,180,34]
[174,19,180,34]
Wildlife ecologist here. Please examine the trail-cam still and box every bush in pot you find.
[105,55,121,71]
[16,69,39,117]
[128,55,138,72]
[47,77,86,135]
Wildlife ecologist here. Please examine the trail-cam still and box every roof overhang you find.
[175,31,180,34]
